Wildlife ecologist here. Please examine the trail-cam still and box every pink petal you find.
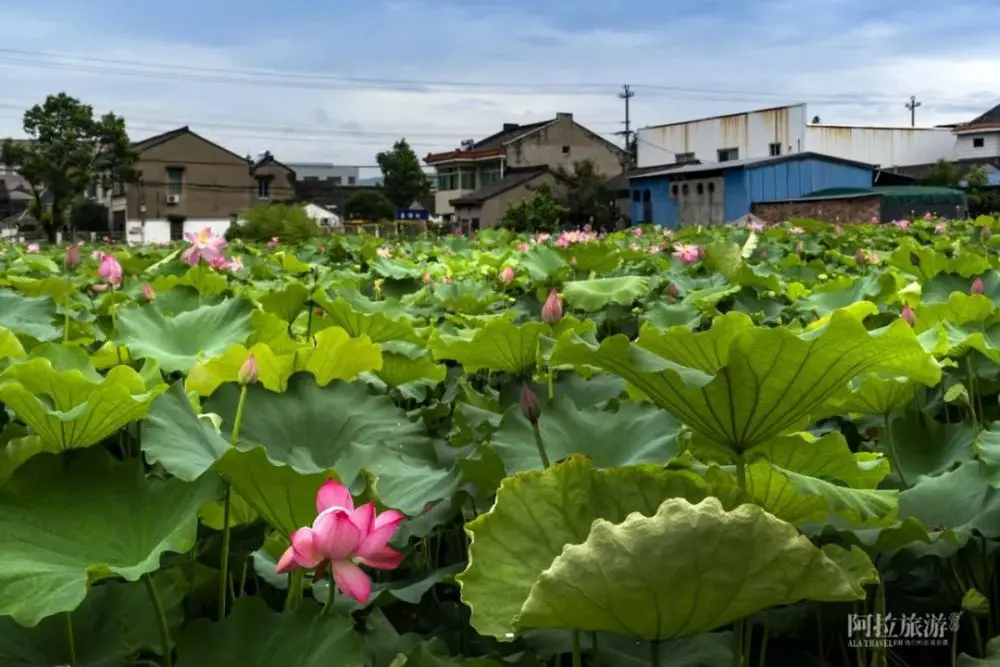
[357,545,404,570]
[183,232,196,243]
[355,510,405,559]
[373,509,405,531]
[312,508,362,560]
[331,559,372,603]
[275,546,298,573]
[290,528,322,568]
[349,503,376,536]
[316,479,354,513]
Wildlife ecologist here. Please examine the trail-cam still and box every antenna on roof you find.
[459,139,475,150]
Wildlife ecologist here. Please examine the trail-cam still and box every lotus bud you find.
[541,289,562,324]
[972,277,985,294]
[141,283,156,301]
[520,382,541,424]
[984,226,992,239]
[900,304,916,326]
[668,283,680,298]
[98,254,123,286]
[238,354,259,386]
[500,266,515,285]
[64,242,81,269]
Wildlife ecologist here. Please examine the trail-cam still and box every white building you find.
[636,103,960,170]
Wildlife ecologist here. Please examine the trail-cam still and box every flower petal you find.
[290,528,323,567]
[357,545,404,570]
[316,479,354,513]
[331,559,372,603]
[350,502,376,536]
[312,508,362,560]
[275,546,298,573]
[356,510,405,559]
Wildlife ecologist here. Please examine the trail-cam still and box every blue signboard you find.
[396,209,430,221]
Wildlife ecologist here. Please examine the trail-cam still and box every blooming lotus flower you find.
[142,283,156,301]
[924,211,933,220]
[267,237,280,248]
[972,277,986,295]
[648,245,661,255]
[376,247,391,258]
[788,226,805,235]
[91,250,104,260]
[871,216,879,224]
[276,480,405,604]
[64,242,81,269]
[672,244,701,264]
[26,243,39,253]
[98,254,122,287]
[935,223,947,233]
[500,266,515,284]
[226,256,244,272]
[209,254,229,270]
[632,227,643,236]
[181,227,227,266]
[541,289,562,324]
[749,221,765,232]
[892,219,910,229]
[900,304,916,326]
[517,243,530,252]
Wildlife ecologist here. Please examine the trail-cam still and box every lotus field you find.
[4,217,1000,666]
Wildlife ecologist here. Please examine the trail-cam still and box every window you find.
[676,152,696,164]
[460,169,476,190]
[718,148,738,162]
[708,182,715,193]
[671,185,679,197]
[642,190,653,223]
[347,176,356,185]
[168,216,185,241]
[480,167,501,187]
[681,183,689,195]
[973,137,985,148]
[257,177,270,199]
[769,142,782,156]
[112,179,125,196]
[87,179,97,198]
[562,146,570,155]
[437,168,458,190]
[696,183,704,194]
[166,167,184,195]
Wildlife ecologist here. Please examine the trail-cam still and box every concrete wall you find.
[636,104,808,168]
[453,172,562,228]
[129,219,234,245]
[805,125,955,167]
[752,196,881,224]
[506,113,624,178]
[954,130,1000,160]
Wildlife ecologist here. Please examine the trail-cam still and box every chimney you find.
[503,123,519,131]
[556,112,573,122]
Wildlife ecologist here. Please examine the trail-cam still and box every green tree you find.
[923,159,959,187]
[376,139,429,209]
[226,203,320,243]
[556,159,618,229]
[0,93,136,242]
[499,183,567,233]
[345,189,396,221]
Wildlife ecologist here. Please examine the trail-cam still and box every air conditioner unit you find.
[166,194,180,205]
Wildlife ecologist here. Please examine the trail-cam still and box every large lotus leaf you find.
[820,373,921,416]
[0,576,183,666]
[889,408,975,483]
[552,309,940,451]
[186,342,295,395]
[297,326,383,385]
[517,497,875,640]
[520,245,568,281]
[115,298,255,372]
[174,597,364,667]
[429,319,551,375]
[0,448,220,626]
[924,272,1000,304]
[258,281,310,323]
[797,274,882,317]
[525,630,732,667]
[898,461,1000,545]
[490,396,682,474]
[0,290,60,341]
[0,425,43,485]
[375,341,447,387]
[0,326,25,361]
[312,290,417,342]
[555,242,620,274]
[456,455,743,639]
[0,356,164,451]
[561,276,650,312]
[957,636,1000,665]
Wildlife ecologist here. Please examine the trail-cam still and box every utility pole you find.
[905,95,922,127]
[616,84,636,170]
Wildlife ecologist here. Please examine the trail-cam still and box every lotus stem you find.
[284,569,305,611]
[65,612,76,666]
[571,630,581,667]
[649,639,660,667]
[218,384,249,621]
[143,574,173,667]
[531,421,551,469]
[591,632,600,667]
[884,413,909,489]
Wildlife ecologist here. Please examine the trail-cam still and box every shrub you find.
[226,203,320,244]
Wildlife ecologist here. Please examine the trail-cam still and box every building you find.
[628,152,874,227]
[636,103,956,170]
[751,186,967,224]
[953,103,1000,162]
[286,162,359,186]
[424,112,627,228]
[302,202,342,229]
[103,127,296,244]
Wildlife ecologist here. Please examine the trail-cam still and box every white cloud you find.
[0,0,997,174]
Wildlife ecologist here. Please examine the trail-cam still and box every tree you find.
[345,189,396,221]
[499,183,567,233]
[556,159,618,230]
[965,164,1000,216]
[376,139,429,209]
[0,93,136,242]
[923,159,959,187]
[226,203,320,244]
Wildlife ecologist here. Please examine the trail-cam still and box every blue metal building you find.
[628,152,875,227]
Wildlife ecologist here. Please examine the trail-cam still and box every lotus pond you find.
[1,218,1000,666]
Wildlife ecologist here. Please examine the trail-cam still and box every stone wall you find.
[751,196,881,224]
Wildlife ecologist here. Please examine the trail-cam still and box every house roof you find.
[966,103,1000,127]
[253,152,296,176]
[642,104,807,131]
[630,152,875,181]
[131,126,251,164]
[608,161,701,191]
[450,166,556,206]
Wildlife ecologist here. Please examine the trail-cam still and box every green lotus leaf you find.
[312,289,417,342]
[0,326,26,361]
[0,289,60,341]
[819,373,920,416]
[114,298,255,373]
[258,280,310,323]
[889,408,976,483]
[899,460,1000,545]
[185,342,295,395]
[553,309,940,451]
[517,496,874,639]
[957,636,1000,665]
[297,326,383,385]
[490,395,682,474]
[457,455,742,639]
[519,245,568,281]
[0,448,220,626]
[375,341,447,387]
[561,276,650,312]
[174,597,364,667]
[429,319,552,375]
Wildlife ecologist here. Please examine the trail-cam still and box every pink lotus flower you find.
[267,237,280,248]
[972,277,986,295]
[900,304,916,326]
[226,256,244,272]
[871,216,879,224]
[500,266,515,284]
[98,254,122,287]
[541,289,562,324]
[181,227,227,266]
[935,223,947,233]
[209,254,229,270]
[649,245,661,254]
[632,227,643,236]
[517,243,530,252]
[892,219,910,229]
[376,247,391,258]
[238,353,258,385]
[924,211,933,220]
[64,242,81,269]
[276,480,405,604]
[26,243,39,253]
[749,222,765,232]
[141,283,156,301]
[672,244,701,264]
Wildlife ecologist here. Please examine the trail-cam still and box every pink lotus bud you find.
[972,277,985,294]
[541,289,562,324]
[900,304,916,326]
[500,266,515,285]
[855,249,866,264]
[520,383,541,424]
[98,254,122,286]
[142,283,156,301]
[759,250,767,259]
[64,242,81,269]
[667,283,680,298]
[983,226,992,239]
[238,354,259,385]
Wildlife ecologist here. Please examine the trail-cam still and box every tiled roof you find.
[450,166,554,206]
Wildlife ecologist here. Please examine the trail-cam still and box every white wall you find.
[953,130,1000,161]
[129,219,234,245]
[804,125,956,167]
[636,104,809,167]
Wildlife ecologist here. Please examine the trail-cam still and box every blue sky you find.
[1,0,998,172]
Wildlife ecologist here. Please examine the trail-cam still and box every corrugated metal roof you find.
[629,151,875,180]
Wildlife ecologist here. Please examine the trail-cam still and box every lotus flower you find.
[892,219,910,229]
[181,227,227,266]
[749,222,765,232]
[226,256,244,272]
[376,247,391,258]
[632,227,643,236]
[238,353,258,385]
[855,249,866,264]
[983,226,992,240]
[672,244,701,264]
[64,242,81,269]
[541,289,562,324]
[871,216,879,224]
[500,266,515,285]
[972,277,986,295]
[98,254,122,287]
[520,382,541,423]
[276,480,405,604]
[900,304,916,326]
[267,237,280,248]
[935,223,947,233]
[141,283,156,301]
[924,211,933,220]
